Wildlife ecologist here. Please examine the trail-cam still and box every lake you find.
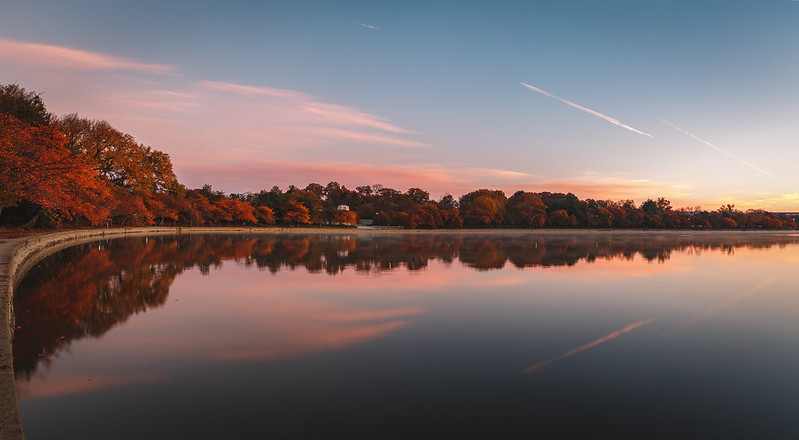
[13,231,799,439]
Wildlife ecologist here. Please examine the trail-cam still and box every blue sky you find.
[2,0,798,209]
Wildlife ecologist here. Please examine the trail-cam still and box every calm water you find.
[13,232,799,439]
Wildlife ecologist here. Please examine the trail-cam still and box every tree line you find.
[1,83,796,230]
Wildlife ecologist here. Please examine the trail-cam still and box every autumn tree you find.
[0,84,51,126]
[541,192,586,224]
[506,191,547,228]
[0,114,113,224]
[255,206,276,225]
[547,209,578,227]
[438,194,458,210]
[337,209,358,225]
[459,189,507,227]
[215,198,257,225]
[406,187,430,206]
[286,188,324,224]
[282,200,311,226]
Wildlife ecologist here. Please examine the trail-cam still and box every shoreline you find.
[1,226,797,439]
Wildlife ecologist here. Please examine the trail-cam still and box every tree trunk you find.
[21,208,41,229]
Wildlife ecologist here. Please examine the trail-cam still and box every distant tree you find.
[112,190,153,226]
[338,210,358,225]
[506,191,547,228]
[282,200,310,226]
[356,185,373,197]
[547,209,577,227]
[286,188,324,224]
[641,199,659,216]
[255,206,276,225]
[438,194,458,210]
[305,183,325,198]
[459,189,507,226]
[720,217,738,229]
[0,84,51,126]
[440,208,463,228]
[406,187,430,206]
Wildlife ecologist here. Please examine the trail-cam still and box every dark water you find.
[13,232,799,439]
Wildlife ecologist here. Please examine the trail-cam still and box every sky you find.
[1,0,798,210]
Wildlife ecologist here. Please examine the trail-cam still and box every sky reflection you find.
[13,232,799,439]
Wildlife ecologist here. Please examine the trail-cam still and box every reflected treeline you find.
[13,232,799,378]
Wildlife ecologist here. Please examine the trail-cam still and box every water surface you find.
[13,232,799,439]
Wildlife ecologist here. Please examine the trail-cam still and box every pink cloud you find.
[0,38,175,74]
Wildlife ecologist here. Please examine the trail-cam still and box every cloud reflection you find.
[17,373,165,400]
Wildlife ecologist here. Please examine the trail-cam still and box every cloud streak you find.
[521,82,653,138]
[357,23,379,30]
[660,119,777,180]
[0,38,175,74]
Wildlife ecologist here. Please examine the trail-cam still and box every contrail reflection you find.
[664,276,776,336]
[522,318,654,374]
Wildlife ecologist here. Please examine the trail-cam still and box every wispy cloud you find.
[0,38,175,74]
[192,80,425,150]
[520,82,653,138]
[199,80,309,100]
[357,23,379,30]
[521,318,654,374]
[660,119,777,180]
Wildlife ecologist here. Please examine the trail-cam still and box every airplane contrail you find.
[521,318,654,374]
[660,119,777,180]
[520,82,653,138]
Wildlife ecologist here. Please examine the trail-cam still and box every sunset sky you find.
[1,0,797,210]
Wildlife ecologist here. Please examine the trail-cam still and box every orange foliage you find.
[0,114,113,223]
[282,200,311,225]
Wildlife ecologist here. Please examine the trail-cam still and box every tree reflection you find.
[13,232,798,378]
